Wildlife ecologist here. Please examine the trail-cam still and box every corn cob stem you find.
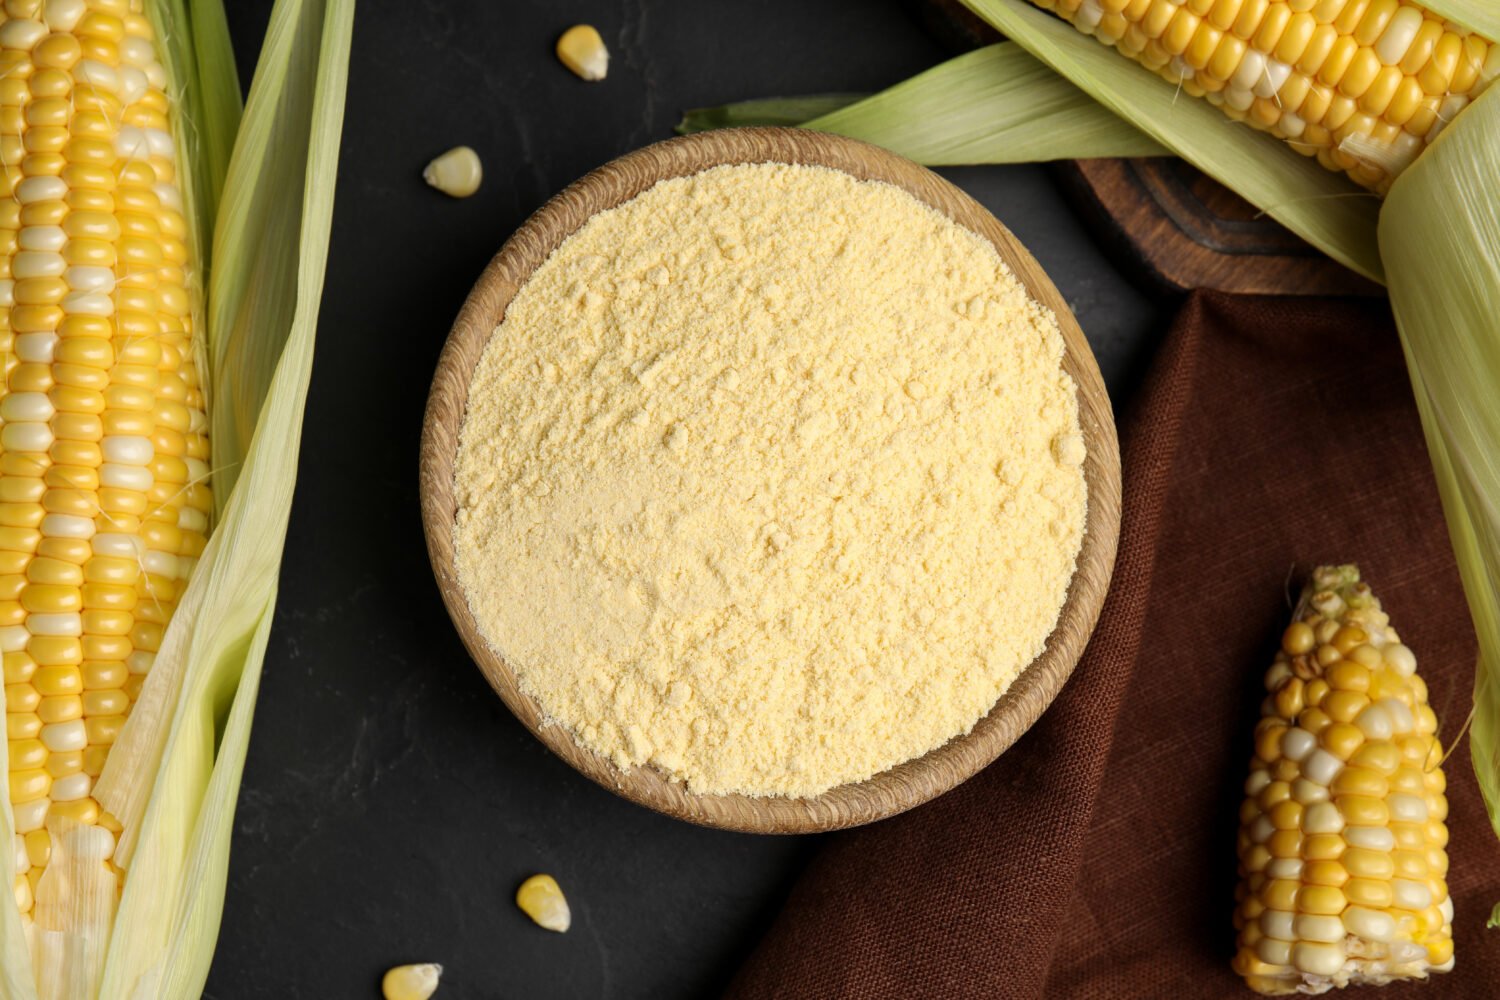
[1233,566,1452,994]
[1031,0,1499,194]
[0,0,211,935]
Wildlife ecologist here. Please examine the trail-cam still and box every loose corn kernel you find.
[555,24,608,82]
[381,963,442,1000]
[516,873,572,932]
[422,146,482,199]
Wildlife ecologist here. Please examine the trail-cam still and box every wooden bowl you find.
[420,128,1121,834]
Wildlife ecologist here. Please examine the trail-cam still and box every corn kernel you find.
[1297,885,1346,915]
[23,829,49,869]
[1292,940,1346,976]
[1282,622,1315,655]
[1269,799,1302,830]
[1331,625,1367,654]
[516,873,572,932]
[381,964,442,1000]
[1263,878,1299,911]
[1303,833,1345,861]
[1274,678,1305,718]
[1320,721,1364,759]
[423,146,482,199]
[555,24,608,82]
[1325,660,1369,692]
[1342,846,1396,880]
[1303,860,1348,887]
[1331,767,1386,798]
[1322,690,1368,723]
[1256,723,1287,762]
[1258,780,1292,811]
[1268,829,1303,858]
[1337,795,1389,827]
[1297,707,1331,734]
[48,796,97,824]
[1349,741,1399,774]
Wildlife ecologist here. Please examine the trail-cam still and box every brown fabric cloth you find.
[725,290,1500,999]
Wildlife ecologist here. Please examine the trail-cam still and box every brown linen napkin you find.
[725,290,1500,999]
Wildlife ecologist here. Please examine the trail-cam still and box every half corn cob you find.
[0,0,210,936]
[1232,566,1451,994]
[1030,0,1498,194]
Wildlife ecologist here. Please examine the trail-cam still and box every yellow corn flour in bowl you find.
[453,162,1086,798]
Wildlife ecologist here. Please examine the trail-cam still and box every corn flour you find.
[454,163,1086,796]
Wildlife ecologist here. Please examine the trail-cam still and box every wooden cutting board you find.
[915,0,1383,297]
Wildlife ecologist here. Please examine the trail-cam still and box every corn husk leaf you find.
[1378,85,1500,925]
[679,44,1166,163]
[150,0,244,277]
[1412,0,1497,39]
[958,0,1384,283]
[0,0,353,996]
[678,94,868,133]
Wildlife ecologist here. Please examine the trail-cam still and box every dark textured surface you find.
[204,3,1161,998]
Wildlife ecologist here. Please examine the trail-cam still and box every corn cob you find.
[1030,0,1499,194]
[1231,566,1451,994]
[0,0,211,929]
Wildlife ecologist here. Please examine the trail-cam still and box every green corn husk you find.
[0,1,353,997]
[678,94,870,133]
[1427,0,1498,39]
[685,15,1381,281]
[684,29,1383,281]
[1379,85,1500,923]
[688,7,1395,281]
[679,42,1166,165]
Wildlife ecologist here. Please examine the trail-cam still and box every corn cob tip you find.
[1233,565,1452,994]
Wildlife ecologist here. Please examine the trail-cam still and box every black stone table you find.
[205,2,1163,997]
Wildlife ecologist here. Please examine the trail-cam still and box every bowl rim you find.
[419,126,1121,834]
